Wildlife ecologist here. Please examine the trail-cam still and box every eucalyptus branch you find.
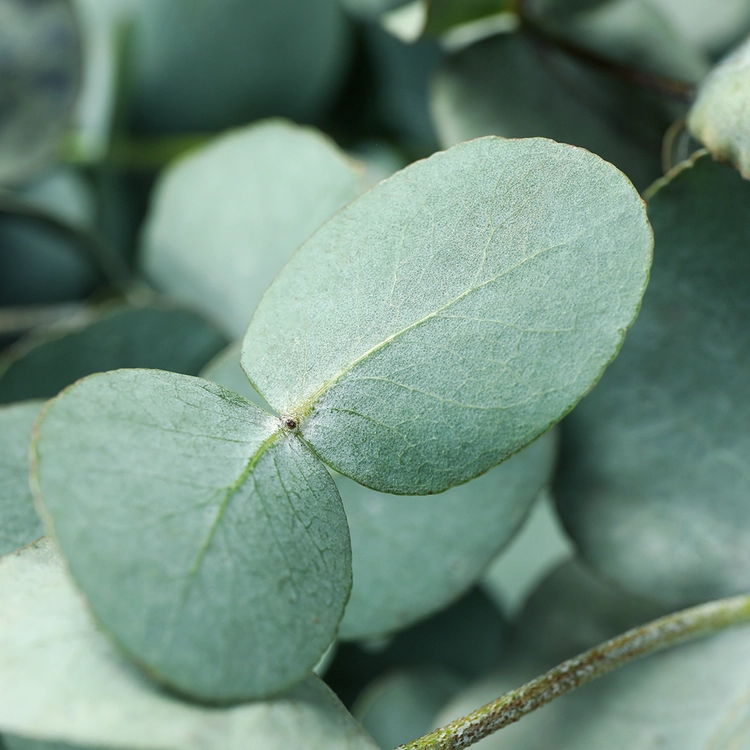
[396,593,750,750]
[520,15,695,103]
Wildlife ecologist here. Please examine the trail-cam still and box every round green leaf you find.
[0,540,377,750]
[0,303,228,404]
[555,153,750,607]
[430,2,707,190]
[0,0,81,185]
[0,400,45,557]
[141,120,365,337]
[242,137,652,495]
[423,0,514,36]
[205,344,555,639]
[127,0,350,133]
[339,431,557,639]
[32,369,352,701]
[0,169,98,306]
[513,559,668,668]
[688,36,750,179]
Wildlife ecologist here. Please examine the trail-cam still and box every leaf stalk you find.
[395,593,750,750]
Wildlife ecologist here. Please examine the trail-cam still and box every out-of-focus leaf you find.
[32,370,352,701]
[555,153,750,608]
[513,559,667,667]
[431,0,707,190]
[481,492,574,615]
[242,137,652,494]
[338,433,556,639]
[203,341,555,640]
[364,25,442,150]
[0,540,377,750]
[341,0,412,21]
[354,668,463,749]
[5,738,105,750]
[0,170,102,306]
[0,303,228,404]
[0,400,45,557]
[649,0,750,56]
[127,0,351,133]
[688,36,750,178]
[423,0,514,36]
[141,120,365,338]
[0,0,81,184]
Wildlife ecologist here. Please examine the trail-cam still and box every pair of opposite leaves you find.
[32,136,652,702]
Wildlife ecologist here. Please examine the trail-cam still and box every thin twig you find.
[396,593,750,750]
[520,16,695,103]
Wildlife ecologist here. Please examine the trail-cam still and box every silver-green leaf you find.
[0,303,228,404]
[141,120,365,337]
[204,341,556,639]
[0,540,377,750]
[0,400,45,557]
[688,35,750,179]
[242,137,652,494]
[31,369,352,701]
[555,153,750,607]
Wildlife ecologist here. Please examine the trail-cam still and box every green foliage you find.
[242,137,651,493]
[3,1,750,748]
[555,152,750,608]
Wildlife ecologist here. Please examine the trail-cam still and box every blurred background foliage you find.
[2,0,749,748]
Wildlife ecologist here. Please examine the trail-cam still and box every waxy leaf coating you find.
[243,137,652,494]
[32,370,352,701]
[0,540,377,750]
[556,154,750,607]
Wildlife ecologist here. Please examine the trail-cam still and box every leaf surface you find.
[0,401,45,557]
[32,369,352,701]
[555,153,750,607]
[688,36,750,179]
[142,120,364,337]
[209,338,555,639]
[243,137,652,494]
[423,0,514,36]
[0,540,376,750]
[0,303,227,404]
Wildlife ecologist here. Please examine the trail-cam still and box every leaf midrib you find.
[293,240,565,421]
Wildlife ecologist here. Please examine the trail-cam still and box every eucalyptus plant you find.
[2,0,750,749]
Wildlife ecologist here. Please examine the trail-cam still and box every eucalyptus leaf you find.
[0,170,99,306]
[242,137,652,494]
[339,431,557,639]
[32,369,352,701]
[688,36,750,179]
[204,341,556,639]
[0,400,45,557]
[555,153,750,608]
[142,120,365,337]
[429,12,698,191]
[649,0,750,56]
[513,559,667,667]
[0,0,81,184]
[423,0,514,36]
[127,0,350,133]
[524,0,610,19]
[0,303,228,404]
[0,540,377,750]
[436,586,750,748]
